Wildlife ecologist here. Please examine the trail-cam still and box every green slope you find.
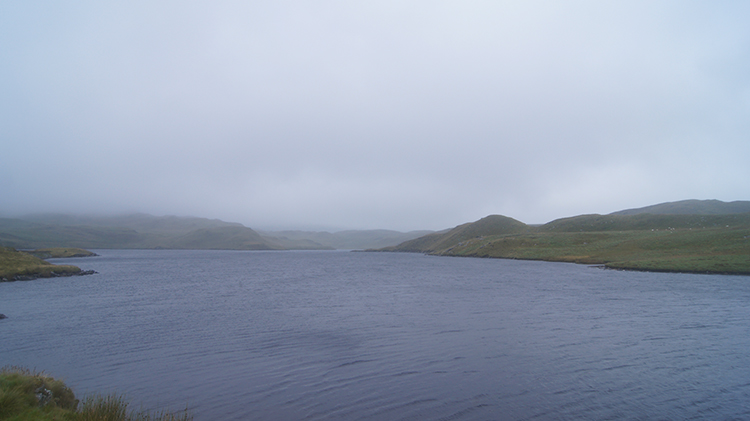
[0,247,85,281]
[0,218,145,248]
[26,247,98,259]
[0,214,284,250]
[168,226,281,250]
[380,209,750,275]
[261,229,434,250]
[380,215,529,253]
[539,213,750,232]
[0,214,425,251]
[611,199,750,215]
[437,226,750,274]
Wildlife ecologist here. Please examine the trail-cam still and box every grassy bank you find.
[25,248,98,259]
[0,366,191,421]
[435,227,750,274]
[0,247,85,282]
[380,213,750,275]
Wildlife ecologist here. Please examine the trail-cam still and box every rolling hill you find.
[380,215,528,253]
[0,214,289,250]
[379,200,750,275]
[0,214,426,250]
[259,229,434,250]
[610,199,750,215]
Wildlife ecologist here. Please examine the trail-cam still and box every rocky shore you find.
[1,269,97,283]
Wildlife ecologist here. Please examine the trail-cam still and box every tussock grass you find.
[0,366,192,421]
[0,366,78,421]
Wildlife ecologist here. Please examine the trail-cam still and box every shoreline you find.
[375,249,750,277]
[1,269,97,283]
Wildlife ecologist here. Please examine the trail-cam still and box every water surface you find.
[2,250,749,420]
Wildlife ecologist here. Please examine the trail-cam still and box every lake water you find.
[2,250,750,420]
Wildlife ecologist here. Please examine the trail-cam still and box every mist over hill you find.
[1,199,748,257]
[0,213,431,250]
[610,199,750,216]
[0,214,283,250]
[258,229,434,250]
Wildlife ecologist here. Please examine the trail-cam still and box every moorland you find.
[377,200,750,275]
[0,214,429,251]
[1,199,748,276]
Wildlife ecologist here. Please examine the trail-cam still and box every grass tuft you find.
[0,366,192,421]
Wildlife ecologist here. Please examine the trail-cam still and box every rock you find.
[35,386,53,406]
[0,314,7,319]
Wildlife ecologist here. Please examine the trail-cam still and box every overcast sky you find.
[1,1,749,231]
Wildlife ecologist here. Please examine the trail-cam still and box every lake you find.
[2,250,750,420]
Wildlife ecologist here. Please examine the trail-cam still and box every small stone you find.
[35,387,53,406]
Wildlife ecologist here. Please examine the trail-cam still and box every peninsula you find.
[0,247,96,282]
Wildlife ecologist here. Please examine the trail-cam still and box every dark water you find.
[2,250,750,420]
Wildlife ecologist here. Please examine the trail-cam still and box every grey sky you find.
[1,1,749,231]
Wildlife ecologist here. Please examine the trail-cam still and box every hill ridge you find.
[611,199,750,216]
[378,200,750,275]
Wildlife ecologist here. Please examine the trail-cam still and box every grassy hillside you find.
[0,214,425,250]
[438,227,750,274]
[0,214,292,250]
[19,213,242,233]
[381,211,750,275]
[0,247,85,281]
[168,226,282,250]
[539,213,750,232]
[26,248,98,259]
[379,215,528,253]
[611,199,750,215]
[260,229,434,250]
[0,218,145,249]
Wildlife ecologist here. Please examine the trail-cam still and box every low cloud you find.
[1,1,748,230]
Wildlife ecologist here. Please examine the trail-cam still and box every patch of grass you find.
[26,248,98,259]
[539,213,750,232]
[0,366,78,421]
[0,366,191,421]
[436,227,750,275]
[0,247,83,281]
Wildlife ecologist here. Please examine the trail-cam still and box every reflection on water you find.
[2,250,750,420]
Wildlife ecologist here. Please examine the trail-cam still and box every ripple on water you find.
[2,250,750,420]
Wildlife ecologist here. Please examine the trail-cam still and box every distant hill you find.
[19,213,243,233]
[377,200,750,275]
[259,229,434,250]
[0,218,147,249]
[539,213,750,232]
[0,214,292,250]
[167,226,279,250]
[380,215,529,253]
[611,199,750,215]
[0,213,424,250]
